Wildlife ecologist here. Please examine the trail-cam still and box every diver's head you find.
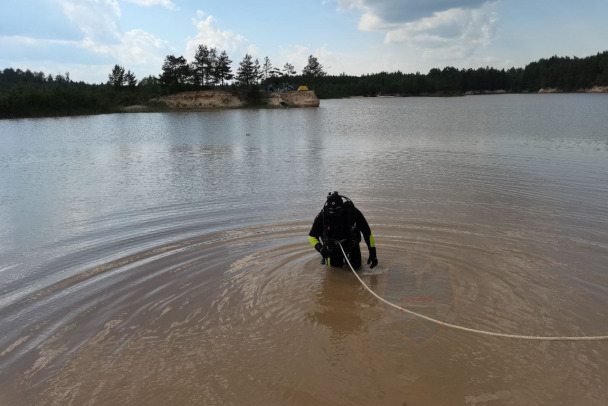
[325,191,344,216]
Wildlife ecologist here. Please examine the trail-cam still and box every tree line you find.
[308,51,608,99]
[0,49,324,117]
[1,50,607,118]
[154,47,324,93]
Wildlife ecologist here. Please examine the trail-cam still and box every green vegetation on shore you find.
[307,51,608,98]
[1,50,607,119]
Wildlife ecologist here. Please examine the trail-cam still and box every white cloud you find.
[279,45,314,73]
[52,0,169,76]
[1,35,74,47]
[37,63,116,84]
[123,0,177,10]
[338,0,489,23]
[0,0,172,82]
[79,29,168,65]
[185,11,249,60]
[278,44,336,74]
[1,30,168,81]
[246,45,262,59]
[386,6,496,47]
[57,0,122,42]
[339,0,498,61]
[358,12,391,31]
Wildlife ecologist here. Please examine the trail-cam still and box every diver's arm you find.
[356,209,378,268]
[356,209,375,249]
[308,211,324,249]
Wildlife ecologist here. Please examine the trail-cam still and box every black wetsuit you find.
[308,204,375,268]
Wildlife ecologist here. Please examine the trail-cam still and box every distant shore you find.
[3,87,607,119]
[354,86,608,98]
[129,86,608,113]
[536,85,608,94]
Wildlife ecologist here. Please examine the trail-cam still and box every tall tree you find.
[262,56,272,81]
[253,58,261,84]
[160,55,190,91]
[215,50,234,86]
[302,55,326,77]
[108,64,125,88]
[125,70,137,88]
[55,72,69,83]
[282,62,296,77]
[192,45,220,86]
[192,45,210,86]
[139,75,159,87]
[236,53,255,86]
[206,47,219,85]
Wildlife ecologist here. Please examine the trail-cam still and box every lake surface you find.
[1,94,607,405]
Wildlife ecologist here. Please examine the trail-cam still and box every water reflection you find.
[308,269,380,341]
[1,95,608,405]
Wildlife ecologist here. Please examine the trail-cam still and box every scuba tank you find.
[322,191,359,244]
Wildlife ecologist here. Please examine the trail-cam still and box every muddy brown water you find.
[1,95,607,405]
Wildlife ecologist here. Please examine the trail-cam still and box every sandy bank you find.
[266,90,320,107]
[465,87,608,95]
[584,85,608,93]
[539,86,608,93]
[148,89,319,110]
[151,90,244,109]
[122,105,150,112]
[538,88,562,93]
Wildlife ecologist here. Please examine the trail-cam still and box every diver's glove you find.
[315,243,329,258]
[367,247,378,268]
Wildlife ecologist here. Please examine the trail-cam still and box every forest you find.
[1,49,607,118]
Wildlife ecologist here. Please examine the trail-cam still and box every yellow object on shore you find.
[297,85,309,91]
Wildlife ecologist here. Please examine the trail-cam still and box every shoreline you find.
[146,89,320,111]
[353,86,608,98]
[3,88,607,120]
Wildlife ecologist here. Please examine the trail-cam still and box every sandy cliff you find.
[149,89,319,110]
[539,86,608,93]
[585,85,608,93]
[151,90,244,109]
[266,90,320,107]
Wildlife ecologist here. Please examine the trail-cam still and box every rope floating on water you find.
[338,243,608,341]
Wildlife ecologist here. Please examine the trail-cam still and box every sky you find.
[1,0,607,84]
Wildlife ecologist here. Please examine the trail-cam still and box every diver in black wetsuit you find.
[308,191,378,269]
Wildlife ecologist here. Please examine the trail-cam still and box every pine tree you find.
[236,54,255,86]
[282,62,296,77]
[215,50,234,86]
[108,64,125,89]
[262,57,272,81]
[253,58,261,84]
[192,45,209,86]
[160,55,190,92]
[192,45,220,86]
[302,55,326,77]
[125,70,137,88]
[207,47,218,85]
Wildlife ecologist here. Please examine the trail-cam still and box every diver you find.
[309,191,378,269]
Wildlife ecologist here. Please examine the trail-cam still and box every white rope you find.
[338,243,608,341]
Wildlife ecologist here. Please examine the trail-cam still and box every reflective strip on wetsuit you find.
[369,234,376,247]
[309,235,320,247]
